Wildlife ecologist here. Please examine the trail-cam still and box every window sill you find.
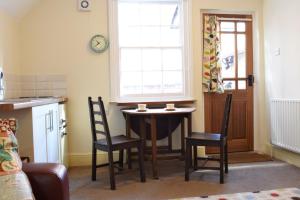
[110,99,196,106]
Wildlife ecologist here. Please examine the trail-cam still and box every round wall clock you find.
[90,35,109,53]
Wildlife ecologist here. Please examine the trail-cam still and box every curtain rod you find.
[217,17,252,22]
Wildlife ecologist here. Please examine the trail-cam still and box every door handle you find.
[247,74,254,86]
[45,113,51,132]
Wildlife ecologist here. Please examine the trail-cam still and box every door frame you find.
[202,13,254,153]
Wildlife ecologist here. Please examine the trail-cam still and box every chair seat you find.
[186,132,226,146]
[95,135,141,151]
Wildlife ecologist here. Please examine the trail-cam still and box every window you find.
[109,0,192,102]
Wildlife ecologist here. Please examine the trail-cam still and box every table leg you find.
[187,113,192,166]
[187,113,192,137]
[139,116,146,153]
[126,114,132,169]
[181,117,185,157]
[151,115,158,179]
[168,117,172,152]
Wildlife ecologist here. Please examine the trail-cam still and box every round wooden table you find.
[122,107,196,179]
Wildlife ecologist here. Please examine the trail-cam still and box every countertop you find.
[0,97,68,111]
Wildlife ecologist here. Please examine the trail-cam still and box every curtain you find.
[202,15,224,93]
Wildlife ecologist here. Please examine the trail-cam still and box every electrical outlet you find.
[274,48,280,56]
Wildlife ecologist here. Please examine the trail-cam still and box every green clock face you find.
[90,35,109,53]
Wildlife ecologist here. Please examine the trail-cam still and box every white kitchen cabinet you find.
[0,101,62,163]
[32,103,60,163]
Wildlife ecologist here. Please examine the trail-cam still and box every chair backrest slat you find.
[94,121,104,125]
[220,94,233,138]
[88,97,113,148]
[93,111,102,116]
[95,130,106,134]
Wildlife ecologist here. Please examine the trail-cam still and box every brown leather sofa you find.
[22,163,70,200]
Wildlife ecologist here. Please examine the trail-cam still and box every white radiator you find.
[270,99,300,154]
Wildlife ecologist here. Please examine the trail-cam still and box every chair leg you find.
[92,146,97,181]
[119,149,124,172]
[225,143,228,174]
[185,141,191,181]
[127,148,132,169]
[193,145,198,170]
[220,144,224,184]
[108,151,116,190]
[137,144,146,182]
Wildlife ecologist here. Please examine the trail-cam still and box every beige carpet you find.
[69,160,300,200]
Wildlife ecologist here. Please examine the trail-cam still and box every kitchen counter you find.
[0,97,68,111]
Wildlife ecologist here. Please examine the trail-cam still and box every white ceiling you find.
[0,0,40,19]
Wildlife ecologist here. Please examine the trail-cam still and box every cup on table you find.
[137,104,147,111]
[166,103,175,110]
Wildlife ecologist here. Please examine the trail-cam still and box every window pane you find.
[161,27,181,47]
[163,71,183,93]
[162,49,182,70]
[160,4,179,26]
[140,27,161,46]
[238,80,246,90]
[119,26,141,47]
[140,3,160,26]
[120,72,142,95]
[120,48,142,72]
[143,71,162,94]
[221,34,235,78]
[237,34,246,78]
[142,49,162,71]
[220,22,235,32]
[223,80,236,90]
[237,22,246,32]
[118,2,139,26]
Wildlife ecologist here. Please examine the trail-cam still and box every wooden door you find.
[204,14,254,153]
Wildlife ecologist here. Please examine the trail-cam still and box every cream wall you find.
[264,0,300,167]
[0,10,20,74]
[19,0,266,166]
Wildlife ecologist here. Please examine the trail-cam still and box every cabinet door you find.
[32,103,60,163]
[47,103,60,163]
[32,105,50,163]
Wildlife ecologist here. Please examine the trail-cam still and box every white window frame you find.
[109,0,193,102]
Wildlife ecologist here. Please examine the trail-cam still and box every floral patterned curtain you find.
[202,15,224,93]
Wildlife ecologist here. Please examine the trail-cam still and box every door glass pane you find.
[220,22,235,32]
[221,34,235,78]
[237,22,246,32]
[238,80,246,90]
[237,34,246,78]
[223,80,235,90]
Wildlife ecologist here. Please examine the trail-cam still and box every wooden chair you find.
[185,94,232,184]
[88,97,145,190]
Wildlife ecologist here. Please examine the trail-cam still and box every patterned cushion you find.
[0,118,22,176]
[0,171,34,200]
